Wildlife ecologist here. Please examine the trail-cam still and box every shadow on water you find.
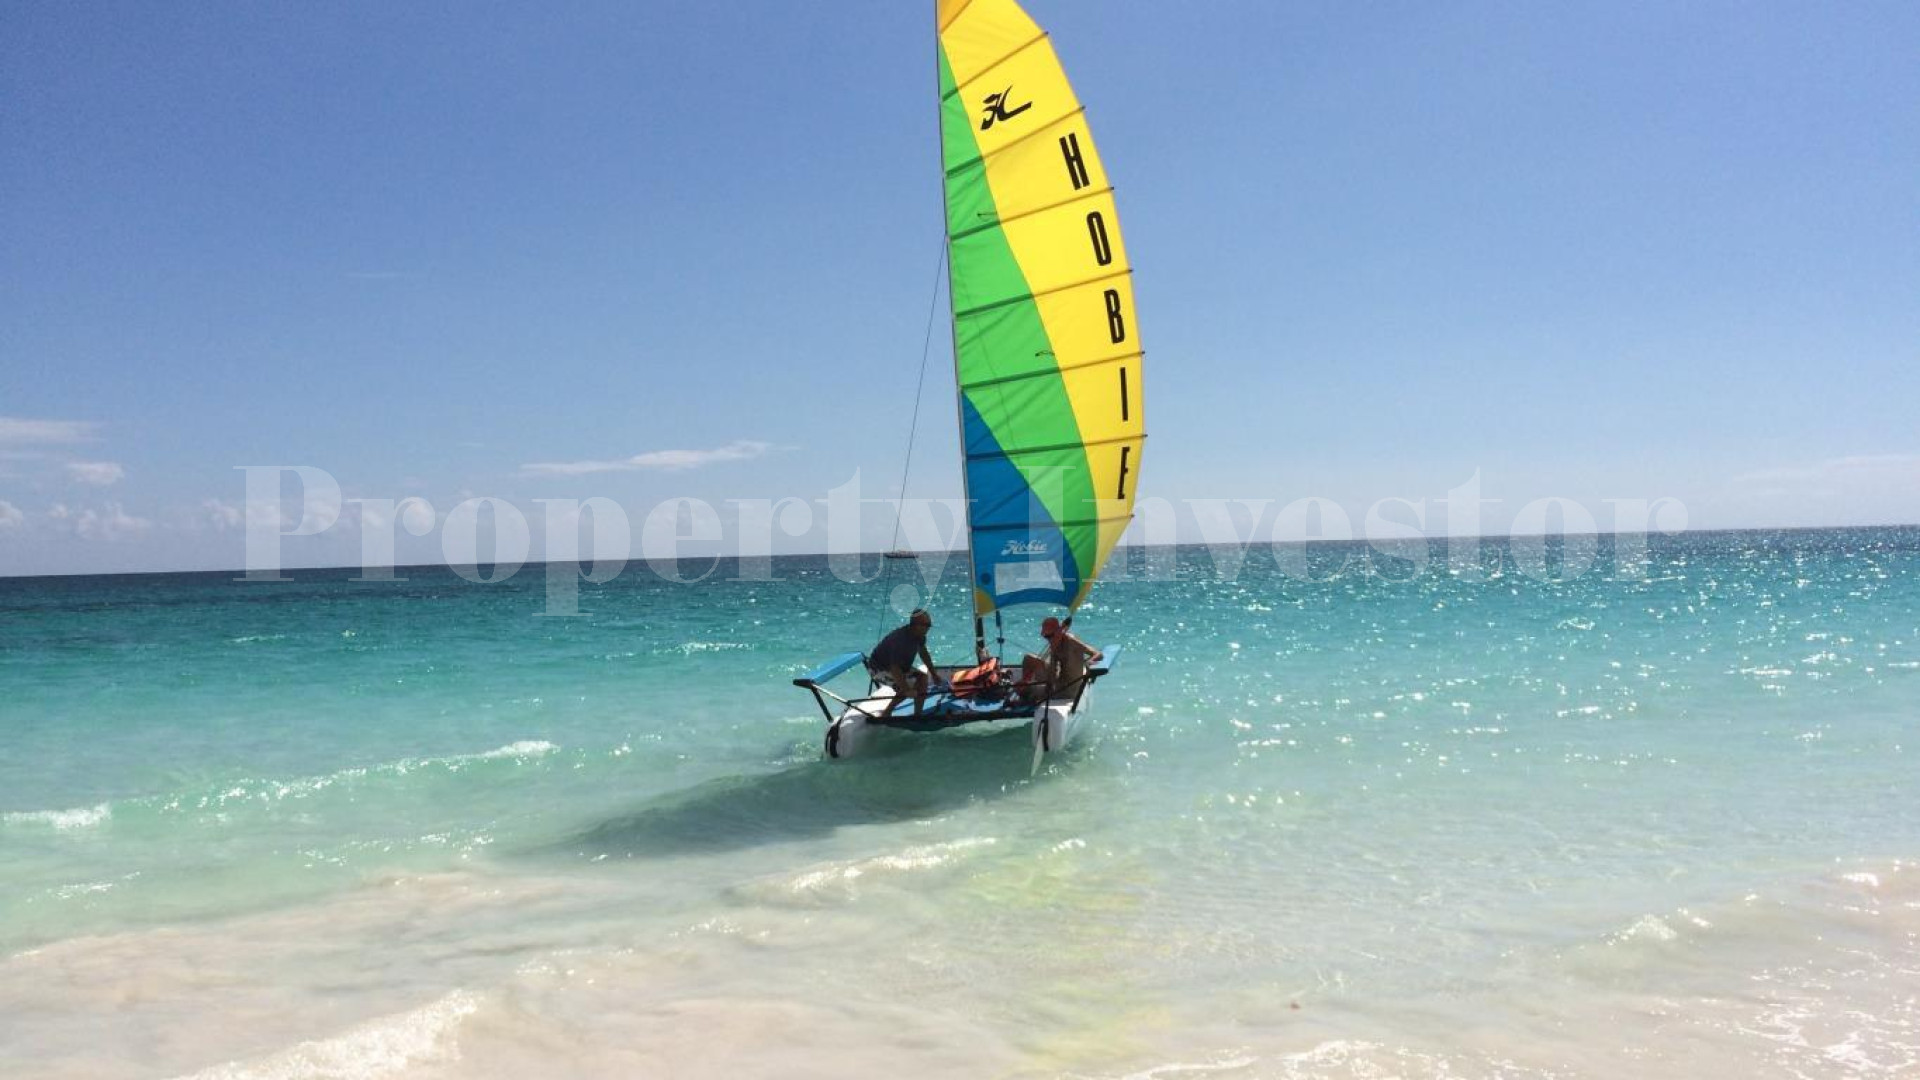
[563,727,1041,860]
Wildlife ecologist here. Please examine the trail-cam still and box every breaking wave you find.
[2,803,111,830]
[172,990,479,1080]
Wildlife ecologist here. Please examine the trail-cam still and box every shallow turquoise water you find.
[2,530,1916,1078]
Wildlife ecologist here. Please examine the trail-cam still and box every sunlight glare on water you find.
[2,529,1917,1078]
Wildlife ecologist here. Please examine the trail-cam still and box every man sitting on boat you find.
[1017,616,1103,704]
[868,609,938,718]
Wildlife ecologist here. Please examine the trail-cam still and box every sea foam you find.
[473,740,559,760]
[172,990,479,1080]
[3,803,110,830]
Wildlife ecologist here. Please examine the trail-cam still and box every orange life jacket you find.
[948,657,1002,698]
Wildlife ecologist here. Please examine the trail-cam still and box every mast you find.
[937,1,988,659]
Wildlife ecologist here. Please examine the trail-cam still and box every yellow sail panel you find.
[937,0,977,33]
[940,0,1040,74]
[939,0,1144,613]
[996,192,1129,290]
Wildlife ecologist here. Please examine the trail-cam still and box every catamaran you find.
[794,0,1146,760]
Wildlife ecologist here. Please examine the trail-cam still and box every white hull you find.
[823,686,1091,761]
[822,687,890,760]
[1030,696,1081,755]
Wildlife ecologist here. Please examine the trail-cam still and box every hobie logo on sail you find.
[979,86,1032,131]
[1001,539,1048,556]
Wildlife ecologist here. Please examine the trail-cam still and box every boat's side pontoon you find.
[793,647,1120,759]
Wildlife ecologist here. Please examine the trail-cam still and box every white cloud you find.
[521,440,775,476]
[401,499,435,533]
[1724,453,1920,527]
[0,500,22,528]
[66,461,125,486]
[202,497,311,534]
[72,502,152,541]
[0,418,98,445]
[341,497,435,537]
[202,498,245,531]
[1734,454,1920,486]
[45,501,151,540]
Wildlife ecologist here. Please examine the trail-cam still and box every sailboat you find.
[794,0,1146,760]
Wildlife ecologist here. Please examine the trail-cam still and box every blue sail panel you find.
[962,396,1082,610]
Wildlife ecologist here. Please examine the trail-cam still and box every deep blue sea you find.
[2,529,1916,1078]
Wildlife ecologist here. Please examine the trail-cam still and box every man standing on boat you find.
[869,609,937,718]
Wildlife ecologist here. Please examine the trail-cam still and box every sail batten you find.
[939,0,1144,618]
[939,31,1051,100]
[968,433,1144,461]
[952,268,1132,320]
[962,349,1142,392]
[971,514,1136,533]
[950,185,1113,240]
[945,107,1087,176]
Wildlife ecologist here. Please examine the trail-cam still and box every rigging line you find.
[873,242,949,646]
[885,242,950,560]
[886,243,949,556]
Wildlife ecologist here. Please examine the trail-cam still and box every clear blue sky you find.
[3,0,1917,575]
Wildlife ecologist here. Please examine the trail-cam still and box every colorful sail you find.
[938,0,1145,617]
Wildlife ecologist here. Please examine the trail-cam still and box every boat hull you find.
[824,687,1089,761]
[823,687,887,759]
[802,647,1119,762]
[1031,695,1081,755]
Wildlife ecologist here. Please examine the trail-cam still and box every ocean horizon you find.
[3,526,1916,1077]
[7,521,1915,582]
